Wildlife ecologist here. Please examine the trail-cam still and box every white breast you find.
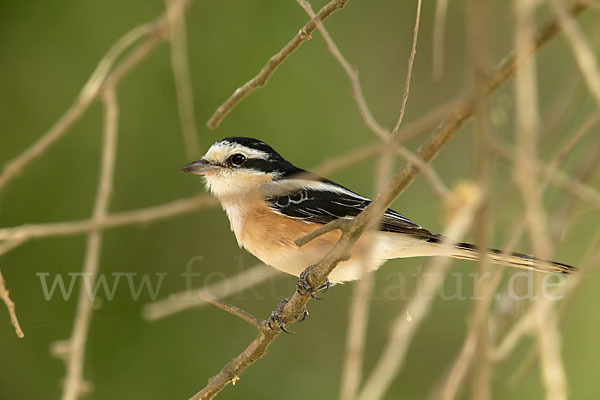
[222,202,245,247]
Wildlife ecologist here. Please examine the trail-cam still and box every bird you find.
[181,137,576,288]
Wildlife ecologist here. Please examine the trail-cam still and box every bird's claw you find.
[267,297,293,334]
[296,266,330,300]
[267,298,310,333]
[297,307,309,323]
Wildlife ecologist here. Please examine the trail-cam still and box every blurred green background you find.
[1,1,599,399]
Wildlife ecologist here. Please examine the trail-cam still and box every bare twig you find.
[459,112,600,387]
[339,129,390,400]
[551,131,600,239]
[439,103,597,396]
[339,148,389,400]
[0,239,26,259]
[296,0,387,142]
[468,0,493,397]
[193,291,262,330]
[492,138,600,210]
[484,111,600,378]
[391,141,451,199]
[433,0,450,80]
[341,3,424,395]
[206,0,349,129]
[356,184,482,400]
[0,269,24,338]
[440,233,522,399]
[502,235,600,384]
[391,0,423,134]
[295,218,349,247]
[58,87,119,400]
[536,309,568,399]
[492,240,600,365]
[165,0,201,158]
[513,1,566,398]
[553,0,600,106]
[338,275,373,400]
[297,0,447,198]
[0,195,217,243]
[143,264,279,321]
[0,0,192,194]
[394,99,458,143]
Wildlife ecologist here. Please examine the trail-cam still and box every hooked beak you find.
[180,159,216,175]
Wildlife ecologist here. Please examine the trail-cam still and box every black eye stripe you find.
[243,158,273,172]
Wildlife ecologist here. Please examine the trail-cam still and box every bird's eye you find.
[230,153,247,167]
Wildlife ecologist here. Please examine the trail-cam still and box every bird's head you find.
[181,137,302,201]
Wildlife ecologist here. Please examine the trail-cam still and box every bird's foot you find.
[267,297,309,334]
[296,266,330,300]
[268,297,292,333]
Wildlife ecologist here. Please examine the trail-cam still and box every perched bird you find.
[182,137,575,286]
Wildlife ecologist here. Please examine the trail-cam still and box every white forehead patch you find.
[203,141,269,163]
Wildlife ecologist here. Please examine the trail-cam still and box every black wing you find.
[266,186,439,239]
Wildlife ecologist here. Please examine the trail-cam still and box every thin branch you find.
[492,138,600,210]
[0,239,26,258]
[58,87,119,400]
[486,118,600,370]
[551,131,600,239]
[315,142,381,176]
[295,219,349,247]
[391,0,423,134]
[339,275,373,400]
[356,184,482,400]
[513,1,565,397]
[459,113,600,384]
[536,310,568,399]
[303,6,427,391]
[0,269,24,338]
[507,242,600,384]
[165,0,201,158]
[468,0,493,397]
[339,96,400,400]
[433,0,450,80]
[194,291,262,330]
[205,0,349,130]
[296,0,388,142]
[493,239,600,375]
[0,0,192,194]
[0,195,217,243]
[553,0,600,107]
[338,136,392,400]
[440,103,598,397]
[492,241,600,363]
[440,225,526,399]
[391,142,451,199]
[297,0,447,198]
[394,99,458,143]
[143,264,279,321]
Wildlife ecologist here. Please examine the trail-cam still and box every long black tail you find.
[449,242,576,274]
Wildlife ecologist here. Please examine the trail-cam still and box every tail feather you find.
[449,242,577,274]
